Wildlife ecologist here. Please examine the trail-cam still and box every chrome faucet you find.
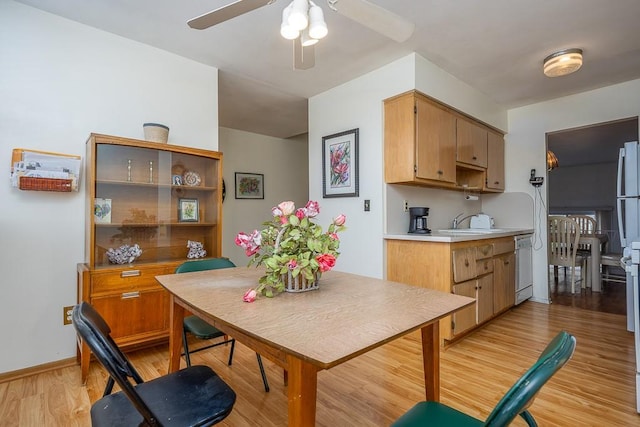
[452,213,474,229]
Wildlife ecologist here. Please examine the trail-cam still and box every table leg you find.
[592,241,601,292]
[168,295,184,373]
[421,322,440,401]
[286,355,318,427]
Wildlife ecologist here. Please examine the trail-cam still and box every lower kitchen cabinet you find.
[452,280,477,335]
[493,250,516,314]
[386,236,515,343]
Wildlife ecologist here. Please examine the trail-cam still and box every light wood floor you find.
[549,265,628,316]
[1,301,638,426]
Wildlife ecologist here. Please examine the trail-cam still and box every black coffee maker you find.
[408,207,431,234]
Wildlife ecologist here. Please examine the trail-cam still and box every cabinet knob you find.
[494,181,500,185]
[472,156,477,160]
[465,260,469,267]
[437,170,443,175]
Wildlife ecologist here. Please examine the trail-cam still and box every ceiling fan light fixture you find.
[301,29,319,47]
[543,48,583,77]
[288,0,309,31]
[308,2,328,39]
[280,4,300,40]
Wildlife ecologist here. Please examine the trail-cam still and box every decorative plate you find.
[183,171,201,186]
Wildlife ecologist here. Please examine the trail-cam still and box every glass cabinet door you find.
[91,141,220,267]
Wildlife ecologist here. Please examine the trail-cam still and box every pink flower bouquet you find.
[235,200,346,298]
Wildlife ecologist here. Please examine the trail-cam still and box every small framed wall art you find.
[178,198,199,222]
[235,172,264,199]
[322,128,359,198]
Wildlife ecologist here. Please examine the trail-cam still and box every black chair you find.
[392,330,576,427]
[73,302,236,426]
[176,258,270,392]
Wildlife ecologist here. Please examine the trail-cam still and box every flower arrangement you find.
[235,200,346,299]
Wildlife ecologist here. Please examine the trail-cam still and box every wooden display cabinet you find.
[77,133,223,382]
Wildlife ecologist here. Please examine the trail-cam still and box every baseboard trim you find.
[0,357,77,384]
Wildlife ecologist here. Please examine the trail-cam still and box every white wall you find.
[0,1,219,373]
[507,78,640,302]
[309,53,508,279]
[219,128,309,267]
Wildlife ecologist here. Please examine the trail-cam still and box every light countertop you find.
[384,228,534,243]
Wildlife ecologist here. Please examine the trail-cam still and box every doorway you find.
[546,117,639,314]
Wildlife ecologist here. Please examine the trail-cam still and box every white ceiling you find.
[15,0,640,138]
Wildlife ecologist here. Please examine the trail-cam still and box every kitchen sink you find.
[438,228,509,234]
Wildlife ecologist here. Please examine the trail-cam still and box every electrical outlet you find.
[403,200,408,212]
[63,305,74,325]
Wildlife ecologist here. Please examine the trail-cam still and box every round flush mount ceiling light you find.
[543,48,583,77]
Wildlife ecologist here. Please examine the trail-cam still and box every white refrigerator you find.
[617,141,640,331]
[624,240,640,412]
[618,141,640,412]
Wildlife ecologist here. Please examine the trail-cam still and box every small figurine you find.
[187,240,207,259]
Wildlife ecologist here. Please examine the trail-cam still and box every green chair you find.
[392,330,576,427]
[176,258,270,392]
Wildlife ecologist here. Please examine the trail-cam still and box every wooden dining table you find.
[156,267,474,426]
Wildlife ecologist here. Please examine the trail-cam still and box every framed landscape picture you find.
[178,198,199,222]
[235,172,264,199]
[322,128,359,198]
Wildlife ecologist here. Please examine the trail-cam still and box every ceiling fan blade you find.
[330,0,414,43]
[188,0,274,30]
[294,41,315,70]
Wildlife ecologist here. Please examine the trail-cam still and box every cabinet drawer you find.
[452,248,476,283]
[91,265,172,294]
[493,239,515,256]
[91,288,169,340]
[476,258,494,276]
[475,244,493,260]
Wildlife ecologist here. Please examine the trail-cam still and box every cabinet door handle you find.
[437,170,443,175]
[121,291,140,299]
[472,156,477,160]
[465,260,469,267]
[121,270,141,278]
[494,181,500,185]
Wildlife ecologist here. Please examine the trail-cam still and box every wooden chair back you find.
[548,217,581,268]
[568,215,598,251]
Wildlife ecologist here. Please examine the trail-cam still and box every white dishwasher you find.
[515,234,534,304]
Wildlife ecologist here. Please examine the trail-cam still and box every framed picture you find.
[235,172,264,199]
[94,198,112,224]
[178,198,199,222]
[322,128,359,198]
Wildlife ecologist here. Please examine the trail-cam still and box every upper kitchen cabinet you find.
[384,90,505,193]
[485,131,505,191]
[456,117,488,168]
[384,91,456,187]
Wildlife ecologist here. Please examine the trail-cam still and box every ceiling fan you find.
[187,0,414,70]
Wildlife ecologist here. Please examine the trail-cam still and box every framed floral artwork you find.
[322,128,359,198]
[235,172,264,199]
[178,198,199,222]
